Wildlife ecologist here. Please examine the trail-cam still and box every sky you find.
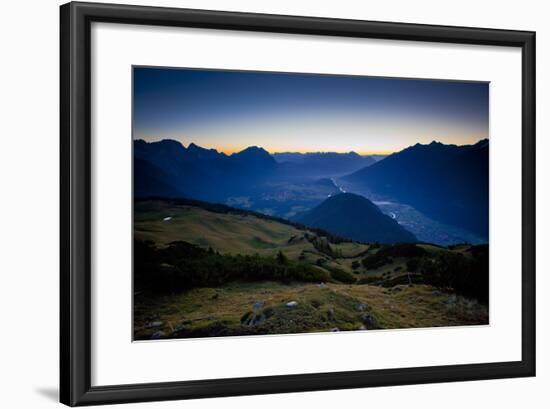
[133,67,489,155]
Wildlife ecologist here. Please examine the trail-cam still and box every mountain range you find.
[272,151,375,177]
[296,193,417,244]
[134,138,489,244]
[134,139,377,202]
[134,139,277,201]
[344,139,489,239]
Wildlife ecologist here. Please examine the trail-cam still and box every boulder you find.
[146,321,163,329]
[361,313,375,326]
[252,301,265,311]
[151,331,165,339]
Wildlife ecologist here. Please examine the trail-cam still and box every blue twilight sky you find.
[133,67,488,155]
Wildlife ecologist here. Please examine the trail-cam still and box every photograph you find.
[133,67,490,340]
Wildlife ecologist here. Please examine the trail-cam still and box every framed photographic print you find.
[60,1,536,406]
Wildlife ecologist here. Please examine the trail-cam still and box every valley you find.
[135,138,489,245]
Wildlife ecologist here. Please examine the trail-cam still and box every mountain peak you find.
[157,139,185,147]
[187,142,213,152]
[238,146,269,154]
[297,193,416,244]
[473,138,489,148]
[134,139,187,156]
[232,146,272,158]
[185,142,221,160]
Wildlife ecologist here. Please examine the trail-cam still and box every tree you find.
[276,251,288,265]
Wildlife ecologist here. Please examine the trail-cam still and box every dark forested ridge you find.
[296,193,417,244]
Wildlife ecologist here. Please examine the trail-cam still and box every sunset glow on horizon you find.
[133,67,489,155]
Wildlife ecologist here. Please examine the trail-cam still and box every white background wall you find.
[0,0,546,408]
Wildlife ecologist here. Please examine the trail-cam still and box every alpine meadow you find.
[133,67,489,340]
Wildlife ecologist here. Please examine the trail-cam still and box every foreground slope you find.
[134,199,488,339]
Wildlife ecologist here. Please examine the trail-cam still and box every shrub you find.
[276,251,288,265]
[362,244,427,270]
[406,257,421,272]
[134,239,331,293]
[310,299,322,308]
[362,253,391,269]
[419,248,489,304]
[327,267,356,284]
[357,275,382,285]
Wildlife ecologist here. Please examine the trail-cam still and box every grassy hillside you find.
[135,282,488,340]
[135,199,370,271]
[134,199,488,339]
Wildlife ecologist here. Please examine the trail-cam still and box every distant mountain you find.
[134,158,182,198]
[272,151,375,177]
[369,154,388,162]
[296,193,417,244]
[344,139,489,239]
[134,139,276,201]
[232,146,277,172]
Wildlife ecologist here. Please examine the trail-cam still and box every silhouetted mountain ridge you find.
[345,139,489,238]
[134,139,276,201]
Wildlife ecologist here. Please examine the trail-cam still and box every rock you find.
[254,314,266,326]
[263,307,274,318]
[445,294,458,305]
[146,321,163,329]
[361,314,374,326]
[242,307,271,326]
[151,331,165,339]
[318,283,327,289]
[359,325,367,330]
[240,311,252,323]
[252,301,265,311]
[432,290,442,296]
[286,301,298,308]
[330,327,340,332]
[173,324,186,332]
[392,286,403,293]
[357,303,368,311]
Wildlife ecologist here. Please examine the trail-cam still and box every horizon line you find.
[134,137,488,157]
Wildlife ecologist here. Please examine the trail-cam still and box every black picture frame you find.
[60,1,536,406]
